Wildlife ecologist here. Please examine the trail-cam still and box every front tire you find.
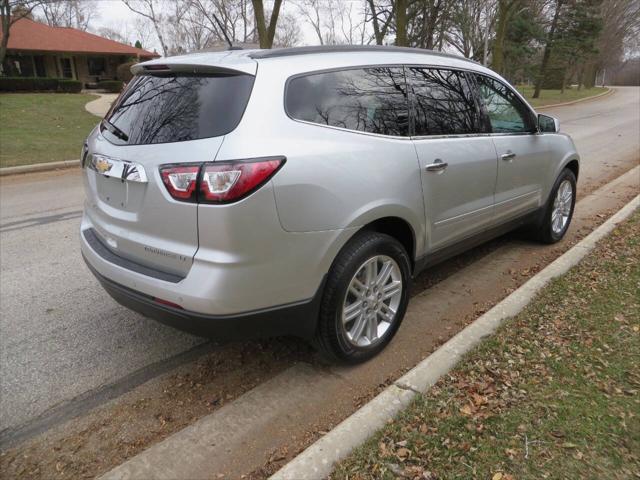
[535,168,577,244]
[314,231,411,363]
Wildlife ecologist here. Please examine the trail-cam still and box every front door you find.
[472,74,550,223]
[407,67,498,251]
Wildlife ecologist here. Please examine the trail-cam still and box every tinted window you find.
[408,67,480,136]
[103,73,254,145]
[473,74,534,133]
[286,67,409,136]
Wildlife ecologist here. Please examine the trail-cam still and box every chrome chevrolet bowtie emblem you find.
[93,156,113,175]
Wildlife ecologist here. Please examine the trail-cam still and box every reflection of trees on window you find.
[286,68,409,136]
[103,73,254,145]
[408,68,479,136]
[108,76,202,144]
[474,75,532,134]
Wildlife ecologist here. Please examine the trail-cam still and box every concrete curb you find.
[536,87,613,110]
[271,194,640,480]
[0,159,79,177]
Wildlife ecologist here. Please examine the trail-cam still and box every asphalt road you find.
[0,87,638,440]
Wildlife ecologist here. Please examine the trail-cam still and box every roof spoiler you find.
[130,62,255,76]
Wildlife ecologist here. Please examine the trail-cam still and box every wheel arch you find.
[564,158,580,180]
[356,216,417,271]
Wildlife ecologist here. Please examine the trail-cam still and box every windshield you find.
[102,73,255,145]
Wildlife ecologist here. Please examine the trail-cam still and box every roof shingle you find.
[2,17,159,58]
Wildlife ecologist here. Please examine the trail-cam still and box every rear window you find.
[102,73,254,145]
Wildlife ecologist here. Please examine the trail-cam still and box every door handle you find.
[501,151,516,161]
[425,159,448,172]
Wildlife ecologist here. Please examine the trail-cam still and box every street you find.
[0,86,639,449]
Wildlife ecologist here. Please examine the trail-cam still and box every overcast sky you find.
[86,0,336,53]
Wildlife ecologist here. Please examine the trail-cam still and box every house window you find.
[34,56,46,77]
[87,57,106,76]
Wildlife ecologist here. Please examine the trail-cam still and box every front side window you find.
[102,73,255,145]
[407,67,480,136]
[473,74,534,134]
[285,67,409,136]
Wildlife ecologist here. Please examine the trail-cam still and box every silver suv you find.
[81,46,579,362]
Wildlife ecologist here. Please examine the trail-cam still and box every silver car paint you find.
[81,48,579,316]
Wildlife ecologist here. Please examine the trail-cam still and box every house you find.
[0,17,159,86]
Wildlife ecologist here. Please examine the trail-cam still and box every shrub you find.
[116,62,136,83]
[98,80,124,93]
[0,77,59,92]
[0,77,83,93]
[58,79,83,93]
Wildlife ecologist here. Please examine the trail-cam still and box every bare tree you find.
[533,0,565,97]
[97,26,128,43]
[446,0,497,60]
[365,0,393,45]
[295,0,359,45]
[251,0,282,48]
[1,0,43,65]
[590,0,640,85]
[274,11,301,47]
[123,0,169,56]
[408,0,454,50]
[39,0,95,29]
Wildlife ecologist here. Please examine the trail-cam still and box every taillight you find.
[200,157,285,204]
[160,165,199,202]
[159,157,285,204]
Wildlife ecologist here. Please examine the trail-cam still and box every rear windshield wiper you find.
[101,119,129,142]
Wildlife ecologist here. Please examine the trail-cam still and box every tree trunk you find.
[395,0,408,46]
[252,0,282,49]
[366,0,384,45]
[0,0,12,67]
[266,0,283,48]
[251,0,268,48]
[492,0,515,75]
[533,0,564,98]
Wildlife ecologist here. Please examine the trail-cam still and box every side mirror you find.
[538,114,559,133]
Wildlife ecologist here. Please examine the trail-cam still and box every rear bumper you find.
[84,257,323,340]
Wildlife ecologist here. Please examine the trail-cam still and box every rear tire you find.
[314,231,411,364]
[534,168,577,244]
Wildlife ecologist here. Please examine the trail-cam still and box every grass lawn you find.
[333,211,640,480]
[517,85,609,108]
[0,93,100,168]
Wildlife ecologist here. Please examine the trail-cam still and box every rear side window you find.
[102,73,254,145]
[472,74,535,134]
[285,67,409,136]
[407,67,480,136]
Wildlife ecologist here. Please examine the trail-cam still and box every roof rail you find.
[248,45,480,64]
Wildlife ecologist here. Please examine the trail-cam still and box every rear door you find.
[408,67,498,251]
[471,74,550,223]
[83,70,255,276]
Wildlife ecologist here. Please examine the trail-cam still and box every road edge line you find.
[0,159,80,177]
[536,87,613,110]
[270,193,640,480]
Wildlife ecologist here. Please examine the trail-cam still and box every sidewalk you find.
[331,210,639,480]
[84,93,118,118]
